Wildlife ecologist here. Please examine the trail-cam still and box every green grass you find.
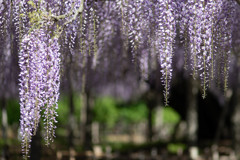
[167,143,186,154]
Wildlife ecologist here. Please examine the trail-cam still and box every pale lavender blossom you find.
[232,3,240,53]
[13,0,31,41]
[19,29,47,158]
[187,0,204,79]
[215,0,235,94]
[0,0,11,36]
[178,0,190,70]
[198,0,217,98]
[156,0,177,105]
[140,49,149,80]
[19,29,61,157]
[128,0,144,60]
[42,36,61,145]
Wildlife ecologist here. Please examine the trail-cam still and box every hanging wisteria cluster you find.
[19,29,60,158]
[118,0,237,101]
[0,0,239,159]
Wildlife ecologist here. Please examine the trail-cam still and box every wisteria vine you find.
[19,29,61,158]
[0,0,239,159]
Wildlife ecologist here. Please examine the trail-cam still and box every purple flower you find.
[187,0,204,79]
[215,0,235,94]
[19,29,47,157]
[19,29,61,157]
[198,0,216,98]
[42,36,61,145]
[156,0,177,105]
[128,0,144,60]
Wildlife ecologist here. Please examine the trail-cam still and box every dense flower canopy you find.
[0,0,240,159]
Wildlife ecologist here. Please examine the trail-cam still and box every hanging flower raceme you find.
[97,1,119,59]
[89,3,100,68]
[19,29,61,158]
[128,0,144,60]
[138,0,152,80]
[187,0,204,79]
[63,0,80,53]
[215,0,235,94]
[204,0,223,87]
[156,0,177,105]
[42,36,61,145]
[179,0,236,96]
[197,0,218,98]
[232,2,240,53]
[13,0,34,41]
[0,0,11,36]
[117,0,128,39]
[19,29,47,158]
[178,0,190,70]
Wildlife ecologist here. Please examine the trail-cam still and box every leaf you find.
[28,0,36,8]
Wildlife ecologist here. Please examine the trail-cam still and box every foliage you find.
[0,99,20,125]
[119,101,148,124]
[57,93,82,125]
[7,99,20,125]
[162,106,180,124]
[167,143,186,154]
[57,96,70,125]
[93,96,118,128]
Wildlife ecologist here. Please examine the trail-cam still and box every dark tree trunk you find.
[67,50,77,150]
[0,4,12,159]
[80,92,87,146]
[147,105,153,142]
[30,126,41,160]
[1,99,9,160]
[232,96,240,158]
[83,91,93,151]
[68,90,75,149]
[186,78,198,146]
[186,78,199,160]
[211,90,231,160]
[145,91,158,142]
[232,60,240,158]
[213,92,231,144]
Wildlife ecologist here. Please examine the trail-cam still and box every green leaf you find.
[28,0,36,8]
[93,97,118,128]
